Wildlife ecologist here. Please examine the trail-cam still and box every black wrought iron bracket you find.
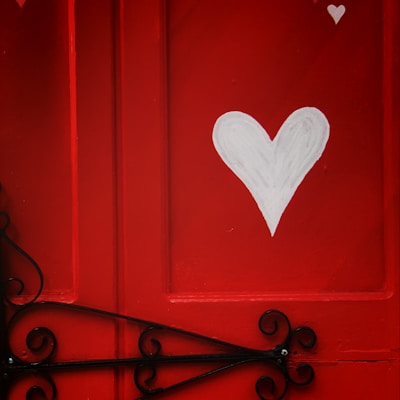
[0,211,317,400]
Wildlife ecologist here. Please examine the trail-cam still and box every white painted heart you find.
[327,4,346,24]
[212,107,329,236]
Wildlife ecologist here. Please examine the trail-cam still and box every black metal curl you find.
[256,375,279,400]
[287,363,315,386]
[26,386,48,400]
[134,363,163,397]
[258,309,291,351]
[255,372,291,400]
[7,277,25,296]
[1,370,57,400]
[0,212,43,305]
[259,310,291,336]
[138,326,163,358]
[24,372,57,400]
[25,327,57,364]
[5,302,58,366]
[292,326,317,349]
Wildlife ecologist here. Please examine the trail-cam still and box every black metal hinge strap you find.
[0,211,317,400]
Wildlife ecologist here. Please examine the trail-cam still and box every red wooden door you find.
[0,0,399,399]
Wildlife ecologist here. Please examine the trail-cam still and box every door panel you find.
[167,0,385,295]
[0,0,76,299]
[1,0,399,399]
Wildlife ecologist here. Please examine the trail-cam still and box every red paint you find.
[0,0,399,399]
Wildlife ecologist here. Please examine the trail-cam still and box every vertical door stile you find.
[112,0,128,397]
[67,0,79,303]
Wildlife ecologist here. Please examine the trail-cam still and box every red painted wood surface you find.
[0,0,399,399]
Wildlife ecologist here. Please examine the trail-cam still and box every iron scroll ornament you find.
[0,211,317,400]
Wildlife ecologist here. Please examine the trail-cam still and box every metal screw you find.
[281,349,289,356]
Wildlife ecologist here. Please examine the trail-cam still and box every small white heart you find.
[213,108,330,236]
[327,4,346,24]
